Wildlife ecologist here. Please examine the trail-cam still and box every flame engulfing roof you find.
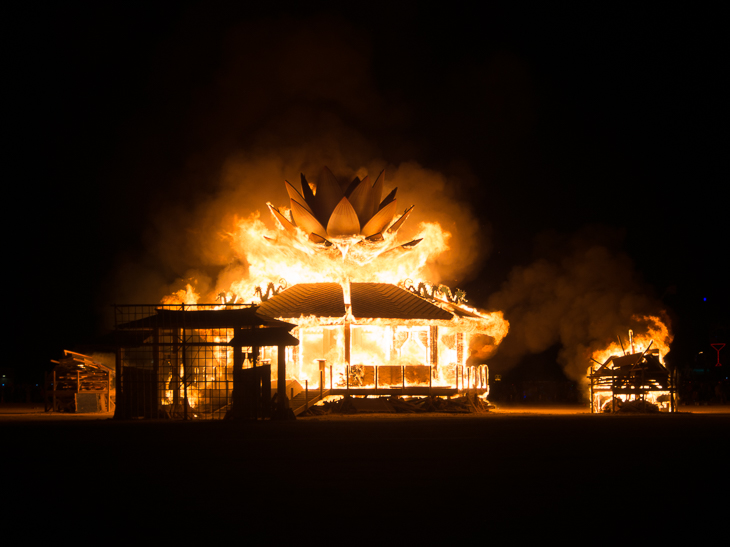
[268,167,415,247]
[350,283,453,319]
[255,283,346,318]
[258,282,454,320]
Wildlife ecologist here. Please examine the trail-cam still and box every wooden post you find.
[182,327,188,421]
[590,373,594,413]
[171,327,180,419]
[430,325,438,374]
[153,327,160,419]
[231,328,244,420]
[277,344,287,419]
[344,321,351,371]
[113,344,123,419]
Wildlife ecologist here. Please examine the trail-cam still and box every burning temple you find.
[113,167,508,419]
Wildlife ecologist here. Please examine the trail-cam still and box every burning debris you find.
[588,326,677,413]
[301,394,495,415]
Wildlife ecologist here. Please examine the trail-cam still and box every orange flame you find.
[591,314,673,367]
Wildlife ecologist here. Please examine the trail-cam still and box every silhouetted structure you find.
[113,304,298,420]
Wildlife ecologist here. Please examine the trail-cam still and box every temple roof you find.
[350,283,453,320]
[116,307,294,330]
[257,282,454,321]
[257,283,346,318]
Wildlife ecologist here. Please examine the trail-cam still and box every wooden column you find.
[171,327,180,418]
[182,327,188,420]
[430,325,438,382]
[152,327,160,419]
[113,344,124,419]
[344,322,351,366]
[231,328,244,420]
[277,344,287,419]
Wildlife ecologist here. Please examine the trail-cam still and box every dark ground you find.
[2,408,728,540]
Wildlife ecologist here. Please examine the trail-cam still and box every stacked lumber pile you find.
[54,356,110,392]
[301,394,494,415]
[46,351,112,412]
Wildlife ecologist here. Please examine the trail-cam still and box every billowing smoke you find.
[106,14,488,305]
[487,227,672,382]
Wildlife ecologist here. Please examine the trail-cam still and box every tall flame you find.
[163,168,454,306]
[590,314,673,367]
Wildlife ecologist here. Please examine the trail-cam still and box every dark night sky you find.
[10,2,726,381]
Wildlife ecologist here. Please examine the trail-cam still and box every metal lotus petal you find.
[361,198,397,238]
[327,196,361,237]
[300,173,316,204]
[345,175,373,223]
[308,232,333,246]
[343,175,362,197]
[378,187,397,211]
[400,238,422,247]
[376,238,423,259]
[387,205,414,234]
[268,204,297,234]
[364,169,385,221]
[311,166,344,223]
[285,180,313,214]
[290,199,327,239]
[280,168,413,247]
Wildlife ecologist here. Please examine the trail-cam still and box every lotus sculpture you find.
[268,167,418,251]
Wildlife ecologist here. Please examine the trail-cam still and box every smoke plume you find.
[487,227,672,382]
[106,14,489,305]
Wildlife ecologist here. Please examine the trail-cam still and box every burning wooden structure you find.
[113,305,299,419]
[588,347,677,412]
[257,281,492,397]
[254,168,506,400]
[140,166,508,417]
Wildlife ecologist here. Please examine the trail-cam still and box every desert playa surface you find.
[4,403,727,539]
